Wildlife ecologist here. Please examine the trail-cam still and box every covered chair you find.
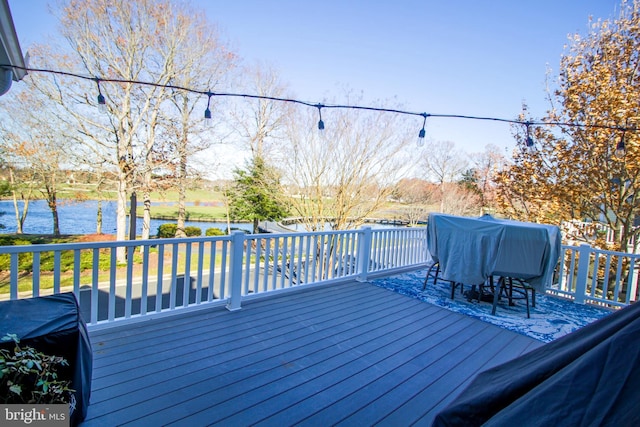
[432,301,640,426]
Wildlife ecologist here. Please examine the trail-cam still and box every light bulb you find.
[204,92,213,126]
[615,137,625,158]
[316,104,325,132]
[97,93,106,112]
[417,128,426,147]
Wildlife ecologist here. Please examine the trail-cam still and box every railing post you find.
[574,243,592,304]
[356,226,372,282]
[227,231,246,311]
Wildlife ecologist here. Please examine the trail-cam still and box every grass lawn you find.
[149,204,229,221]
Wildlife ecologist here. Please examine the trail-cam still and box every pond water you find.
[0,200,252,236]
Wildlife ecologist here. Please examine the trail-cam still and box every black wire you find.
[1,64,636,133]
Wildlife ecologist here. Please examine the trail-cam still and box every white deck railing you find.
[2,229,636,329]
[0,227,429,328]
[554,244,640,308]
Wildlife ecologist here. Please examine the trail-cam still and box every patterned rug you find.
[369,269,612,343]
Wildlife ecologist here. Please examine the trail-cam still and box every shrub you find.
[185,226,202,237]
[0,334,73,404]
[205,227,225,236]
[157,223,177,238]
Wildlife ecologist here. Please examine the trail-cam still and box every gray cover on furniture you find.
[427,213,561,292]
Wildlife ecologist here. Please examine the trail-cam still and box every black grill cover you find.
[0,293,92,426]
[433,301,640,426]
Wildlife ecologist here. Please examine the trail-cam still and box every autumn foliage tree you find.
[496,0,640,251]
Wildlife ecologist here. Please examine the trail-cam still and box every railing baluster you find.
[196,242,204,304]
[141,244,150,314]
[303,235,311,284]
[108,248,117,322]
[183,242,192,307]
[262,237,271,292]
[208,240,217,302]
[169,243,179,310]
[125,246,134,318]
[155,244,165,312]
[613,254,623,303]
[253,237,262,292]
[73,249,81,298]
[243,238,251,294]
[10,253,18,300]
[310,235,318,282]
[53,251,61,294]
[91,249,99,324]
[32,252,40,298]
[288,236,296,286]
[271,237,280,289]
[219,240,228,299]
[591,253,600,298]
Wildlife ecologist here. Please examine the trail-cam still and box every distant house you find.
[0,0,28,96]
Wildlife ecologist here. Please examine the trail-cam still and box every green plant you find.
[185,226,202,237]
[157,223,178,238]
[0,334,73,404]
[205,227,225,236]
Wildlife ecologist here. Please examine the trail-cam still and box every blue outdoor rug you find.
[370,269,612,343]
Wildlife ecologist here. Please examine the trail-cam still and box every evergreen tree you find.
[226,157,289,234]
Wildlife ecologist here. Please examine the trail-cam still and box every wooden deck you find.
[81,280,544,426]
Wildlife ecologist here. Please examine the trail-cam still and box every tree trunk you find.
[142,190,152,240]
[46,191,60,236]
[175,95,190,238]
[116,177,128,262]
[129,192,137,241]
[9,168,30,234]
[96,199,103,234]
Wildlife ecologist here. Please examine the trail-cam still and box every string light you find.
[204,92,212,124]
[4,64,639,153]
[95,78,106,111]
[316,104,324,130]
[417,113,428,147]
[525,122,535,149]
[615,131,626,158]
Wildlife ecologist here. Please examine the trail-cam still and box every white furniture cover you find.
[427,213,561,292]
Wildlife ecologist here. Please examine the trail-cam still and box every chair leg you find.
[491,276,500,315]
[532,289,536,307]
[423,262,440,290]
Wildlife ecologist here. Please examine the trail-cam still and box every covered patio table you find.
[426,213,561,312]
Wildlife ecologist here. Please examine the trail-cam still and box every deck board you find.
[81,280,544,426]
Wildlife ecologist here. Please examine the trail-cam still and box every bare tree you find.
[439,182,482,216]
[22,0,238,258]
[229,62,291,159]
[421,140,469,212]
[277,97,417,231]
[153,11,237,238]
[469,144,507,214]
[392,178,436,225]
[0,79,73,236]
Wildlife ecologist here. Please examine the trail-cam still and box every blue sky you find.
[8,0,622,155]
